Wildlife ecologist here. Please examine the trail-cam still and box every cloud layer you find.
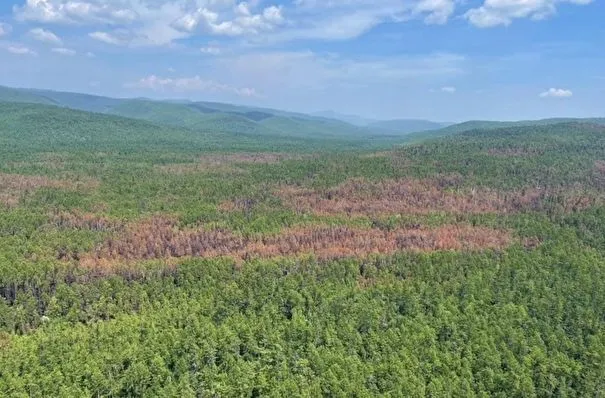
[11,0,593,47]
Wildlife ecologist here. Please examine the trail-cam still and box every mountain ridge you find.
[1,85,603,142]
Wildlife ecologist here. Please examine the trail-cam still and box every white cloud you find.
[413,0,455,24]
[86,51,95,57]
[465,0,593,27]
[201,46,221,55]
[125,75,261,98]
[14,1,285,45]
[14,0,138,24]
[172,4,285,37]
[263,5,285,24]
[12,0,459,47]
[28,27,62,44]
[0,23,12,37]
[20,0,586,47]
[52,47,76,55]
[539,88,573,98]
[6,45,38,56]
[283,0,455,42]
[89,31,126,45]
[441,86,456,93]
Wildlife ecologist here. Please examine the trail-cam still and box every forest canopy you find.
[0,101,604,397]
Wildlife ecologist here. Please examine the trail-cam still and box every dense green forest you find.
[0,100,604,396]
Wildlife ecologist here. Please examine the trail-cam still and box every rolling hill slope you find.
[0,86,380,140]
[366,119,450,134]
[402,117,605,143]
[0,86,59,106]
[2,85,603,144]
[0,102,402,156]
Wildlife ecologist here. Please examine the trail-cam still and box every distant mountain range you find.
[0,86,389,140]
[312,110,452,133]
[0,85,603,145]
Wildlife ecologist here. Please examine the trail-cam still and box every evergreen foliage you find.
[0,102,604,397]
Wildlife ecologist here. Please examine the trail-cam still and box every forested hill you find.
[402,117,605,142]
[0,101,403,154]
[0,86,378,141]
[366,118,450,134]
[0,113,604,396]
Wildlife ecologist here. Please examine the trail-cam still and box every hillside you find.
[311,110,376,126]
[312,110,451,134]
[367,119,450,134]
[0,86,380,141]
[0,86,59,105]
[4,85,602,143]
[402,117,605,142]
[1,113,604,395]
[0,102,401,156]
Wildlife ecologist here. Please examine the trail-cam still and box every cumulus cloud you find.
[413,0,455,24]
[0,22,12,37]
[465,0,593,27]
[11,0,461,46]
[14,0,138,24]
[14,1,285,45]
[125,75,261,98]
[52,47,76,55]
[28,27,62,44]
[539,88,573,98]
[441,86,456,93]
[16,0,587,47]
[6,45,38,56]
[172,4,285,36]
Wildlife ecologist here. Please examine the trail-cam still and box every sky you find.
[0,0,603,122]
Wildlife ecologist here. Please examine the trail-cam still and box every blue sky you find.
[0,0,603,121]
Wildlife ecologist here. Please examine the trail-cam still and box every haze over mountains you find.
[312,110,452,133]
[1,85,603,144]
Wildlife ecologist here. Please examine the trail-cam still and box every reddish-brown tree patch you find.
[49,211,123,232]
[276,178,598,216]
[0,173,98,208]
[77,216,512,271]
